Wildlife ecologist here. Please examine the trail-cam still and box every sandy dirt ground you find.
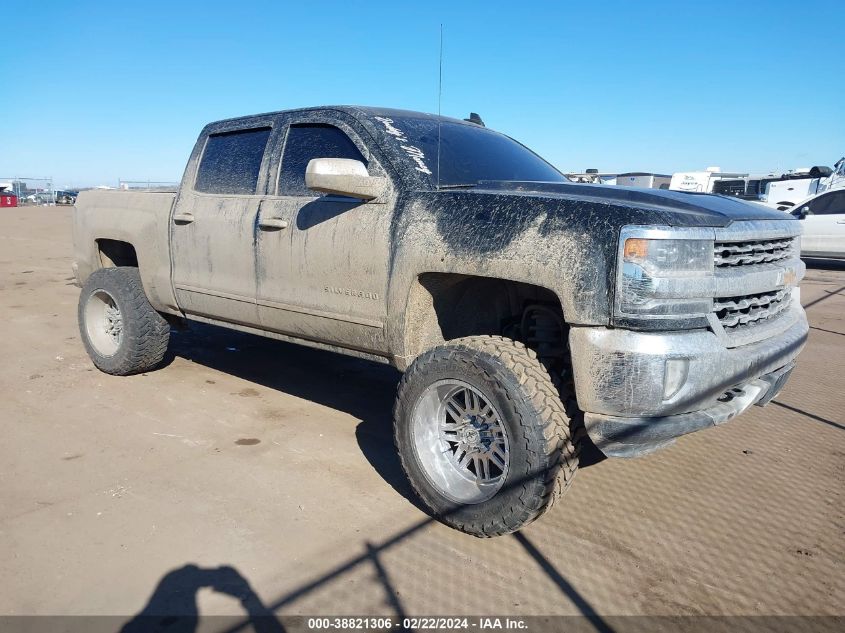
[0,207,843,623]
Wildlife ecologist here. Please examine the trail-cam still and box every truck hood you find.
[469,180,790,226]
[403,181,799,327]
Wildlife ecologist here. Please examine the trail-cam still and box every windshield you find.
[369,115,567,188]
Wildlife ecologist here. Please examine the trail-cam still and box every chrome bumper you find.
[569,303,808,457]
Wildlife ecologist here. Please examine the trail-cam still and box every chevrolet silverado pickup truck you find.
[73,106,808,536]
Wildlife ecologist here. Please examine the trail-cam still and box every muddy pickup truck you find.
[73,106,808,536]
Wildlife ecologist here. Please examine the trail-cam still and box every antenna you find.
[436,23,443,190]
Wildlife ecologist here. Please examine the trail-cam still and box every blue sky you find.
[1,0,842,187]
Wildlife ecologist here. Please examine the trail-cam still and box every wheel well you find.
[402,273,568,368]
[97,239,138,268]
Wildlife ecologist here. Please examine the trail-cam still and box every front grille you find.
[714,237,795,267]
[714,288,791,329]
[709,221,802,344]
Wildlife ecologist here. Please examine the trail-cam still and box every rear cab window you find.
[195,127,272,194]
[277,124,365,196]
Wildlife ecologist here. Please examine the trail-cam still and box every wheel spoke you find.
[490,446,506,469]
[445,398,466,423]
[458,451,472,469]
[480,456,491,480]
[472,456,483,480]
[467,389,480,413]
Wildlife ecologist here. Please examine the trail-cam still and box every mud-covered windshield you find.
[369,115,566,188]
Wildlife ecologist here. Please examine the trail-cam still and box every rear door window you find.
[278,124,365,196]
[195,127,272,194]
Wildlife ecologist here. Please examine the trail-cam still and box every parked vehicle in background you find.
[710,172,782,201]
[565,171,672,188]
[615,172,671,189]
[56,190,78,205]
[1,191,18,207]
[672,160,844,212]
[760,159,844,211]
[791,188,845,258]
[72,105,809,536]
[763,170,831,211]
[25,191,56,205]
[669,168,747,193]
[564,169,617,184]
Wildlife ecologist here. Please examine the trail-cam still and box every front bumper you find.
[569,303,808,457]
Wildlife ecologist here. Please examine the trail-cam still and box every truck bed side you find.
[72,189,179,314]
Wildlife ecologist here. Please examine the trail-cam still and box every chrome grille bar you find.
[715,289,791,328]
[714,237,795,267]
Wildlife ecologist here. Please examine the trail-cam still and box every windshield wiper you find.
[436,183,477,190]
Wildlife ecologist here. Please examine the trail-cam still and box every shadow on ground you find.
[802,257,845,272]
[166,322,604,509]
[122,499,613,633]
[121,565,284,633]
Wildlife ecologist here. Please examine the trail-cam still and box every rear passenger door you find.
[254,117,393,353]
[170,123,275,325]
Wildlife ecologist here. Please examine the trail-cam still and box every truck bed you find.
[73,189,179,313]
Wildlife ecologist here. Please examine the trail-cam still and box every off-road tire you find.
[394,335,579,537]
[78,266,170,375]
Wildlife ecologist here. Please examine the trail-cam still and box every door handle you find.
[837,220,845,224]
[258,217,289,230]
[173,212,195,224]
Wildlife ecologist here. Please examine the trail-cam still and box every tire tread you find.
[78,267,170,376]
[394,335,579,537]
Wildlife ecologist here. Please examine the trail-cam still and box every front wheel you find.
[394,336,578,537]
[78,267,170,375]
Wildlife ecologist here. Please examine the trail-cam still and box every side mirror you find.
[305,158,386,200]
[794,206,810,219]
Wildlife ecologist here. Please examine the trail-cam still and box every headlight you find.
[616,228,715,321]
[623,238,712,276]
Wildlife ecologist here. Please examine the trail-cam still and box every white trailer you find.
[615,172,672,189]
[669,168,747,193]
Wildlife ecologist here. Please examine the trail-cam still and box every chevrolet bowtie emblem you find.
[783,269,797,286]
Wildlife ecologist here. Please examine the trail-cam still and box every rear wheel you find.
[78,267,170,375]
[394,335,578,537]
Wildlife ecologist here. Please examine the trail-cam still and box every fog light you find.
[663,358,690,401]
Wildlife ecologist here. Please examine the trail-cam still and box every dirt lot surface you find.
[1,207,843,623]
